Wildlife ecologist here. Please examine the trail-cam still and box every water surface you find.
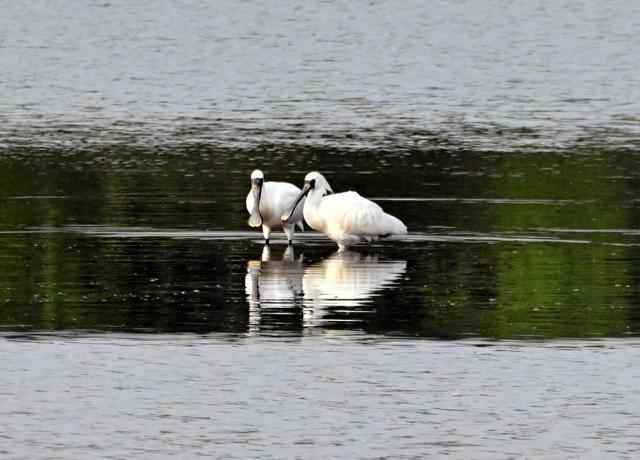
[1,0,639,150]
[1,145,640,338]
[2,335,640,459]
[2,1,640,458]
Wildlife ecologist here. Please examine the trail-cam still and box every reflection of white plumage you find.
[245,245,305,334]
[246,169,305,245]
[302,252,407,327]
[246,249,406,333]
[281,172,407,251]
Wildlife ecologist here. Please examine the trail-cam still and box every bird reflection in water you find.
[301,252,407,329]
[246,249,406,334]
[245,245,305,335]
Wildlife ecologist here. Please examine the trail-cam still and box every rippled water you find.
[2,0,640,149]
[3,335,640,459]
[3,1,640,458]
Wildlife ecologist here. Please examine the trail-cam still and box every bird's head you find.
[281,171,333,222]
[248,169,265,227]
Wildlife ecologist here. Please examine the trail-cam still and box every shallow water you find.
[2,0,640,150]
[1,146,640,338]
[2,335,640,459]
[2,1,640,458]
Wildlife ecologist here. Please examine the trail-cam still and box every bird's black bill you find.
[281,182,311,222]
[248,179,263,227]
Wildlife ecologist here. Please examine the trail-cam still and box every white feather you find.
[300,172,407,251]
[246,174,305,243]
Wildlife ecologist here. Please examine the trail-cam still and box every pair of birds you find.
[246,170,407,251]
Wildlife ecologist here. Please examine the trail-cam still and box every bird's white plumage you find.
[246,171,305,243]
[299,172,407,251]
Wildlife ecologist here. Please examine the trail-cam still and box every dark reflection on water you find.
[1,141,640,338]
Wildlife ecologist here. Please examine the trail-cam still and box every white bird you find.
[246,169,305,245]
[281,171,407,251]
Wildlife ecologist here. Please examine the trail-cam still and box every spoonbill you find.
[246,169,305,245]
[281,172,407,251]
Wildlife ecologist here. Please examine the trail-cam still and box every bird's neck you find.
[304,189,325,231]
[307,188,325,208]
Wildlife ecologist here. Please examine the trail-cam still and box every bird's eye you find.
[310,179,316,188]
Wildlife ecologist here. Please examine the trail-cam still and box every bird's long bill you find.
[248,181,263,227]
[281,183,310,222]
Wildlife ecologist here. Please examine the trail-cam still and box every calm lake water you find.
[2,0,640,458]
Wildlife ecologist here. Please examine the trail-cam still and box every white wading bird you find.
[246,169,305,245]
[281,171,407,251]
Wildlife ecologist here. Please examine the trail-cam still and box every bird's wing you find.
[258,182,302,222]
[272,182,305,222]
[321,191,404,236]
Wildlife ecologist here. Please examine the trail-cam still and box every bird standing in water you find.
[281,171,407,251]
[246,169,305,245]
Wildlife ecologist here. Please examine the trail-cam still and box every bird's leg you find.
[283,225,295,246]
[262,225,272,246]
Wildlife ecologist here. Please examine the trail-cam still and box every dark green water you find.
[2,144,639,338]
